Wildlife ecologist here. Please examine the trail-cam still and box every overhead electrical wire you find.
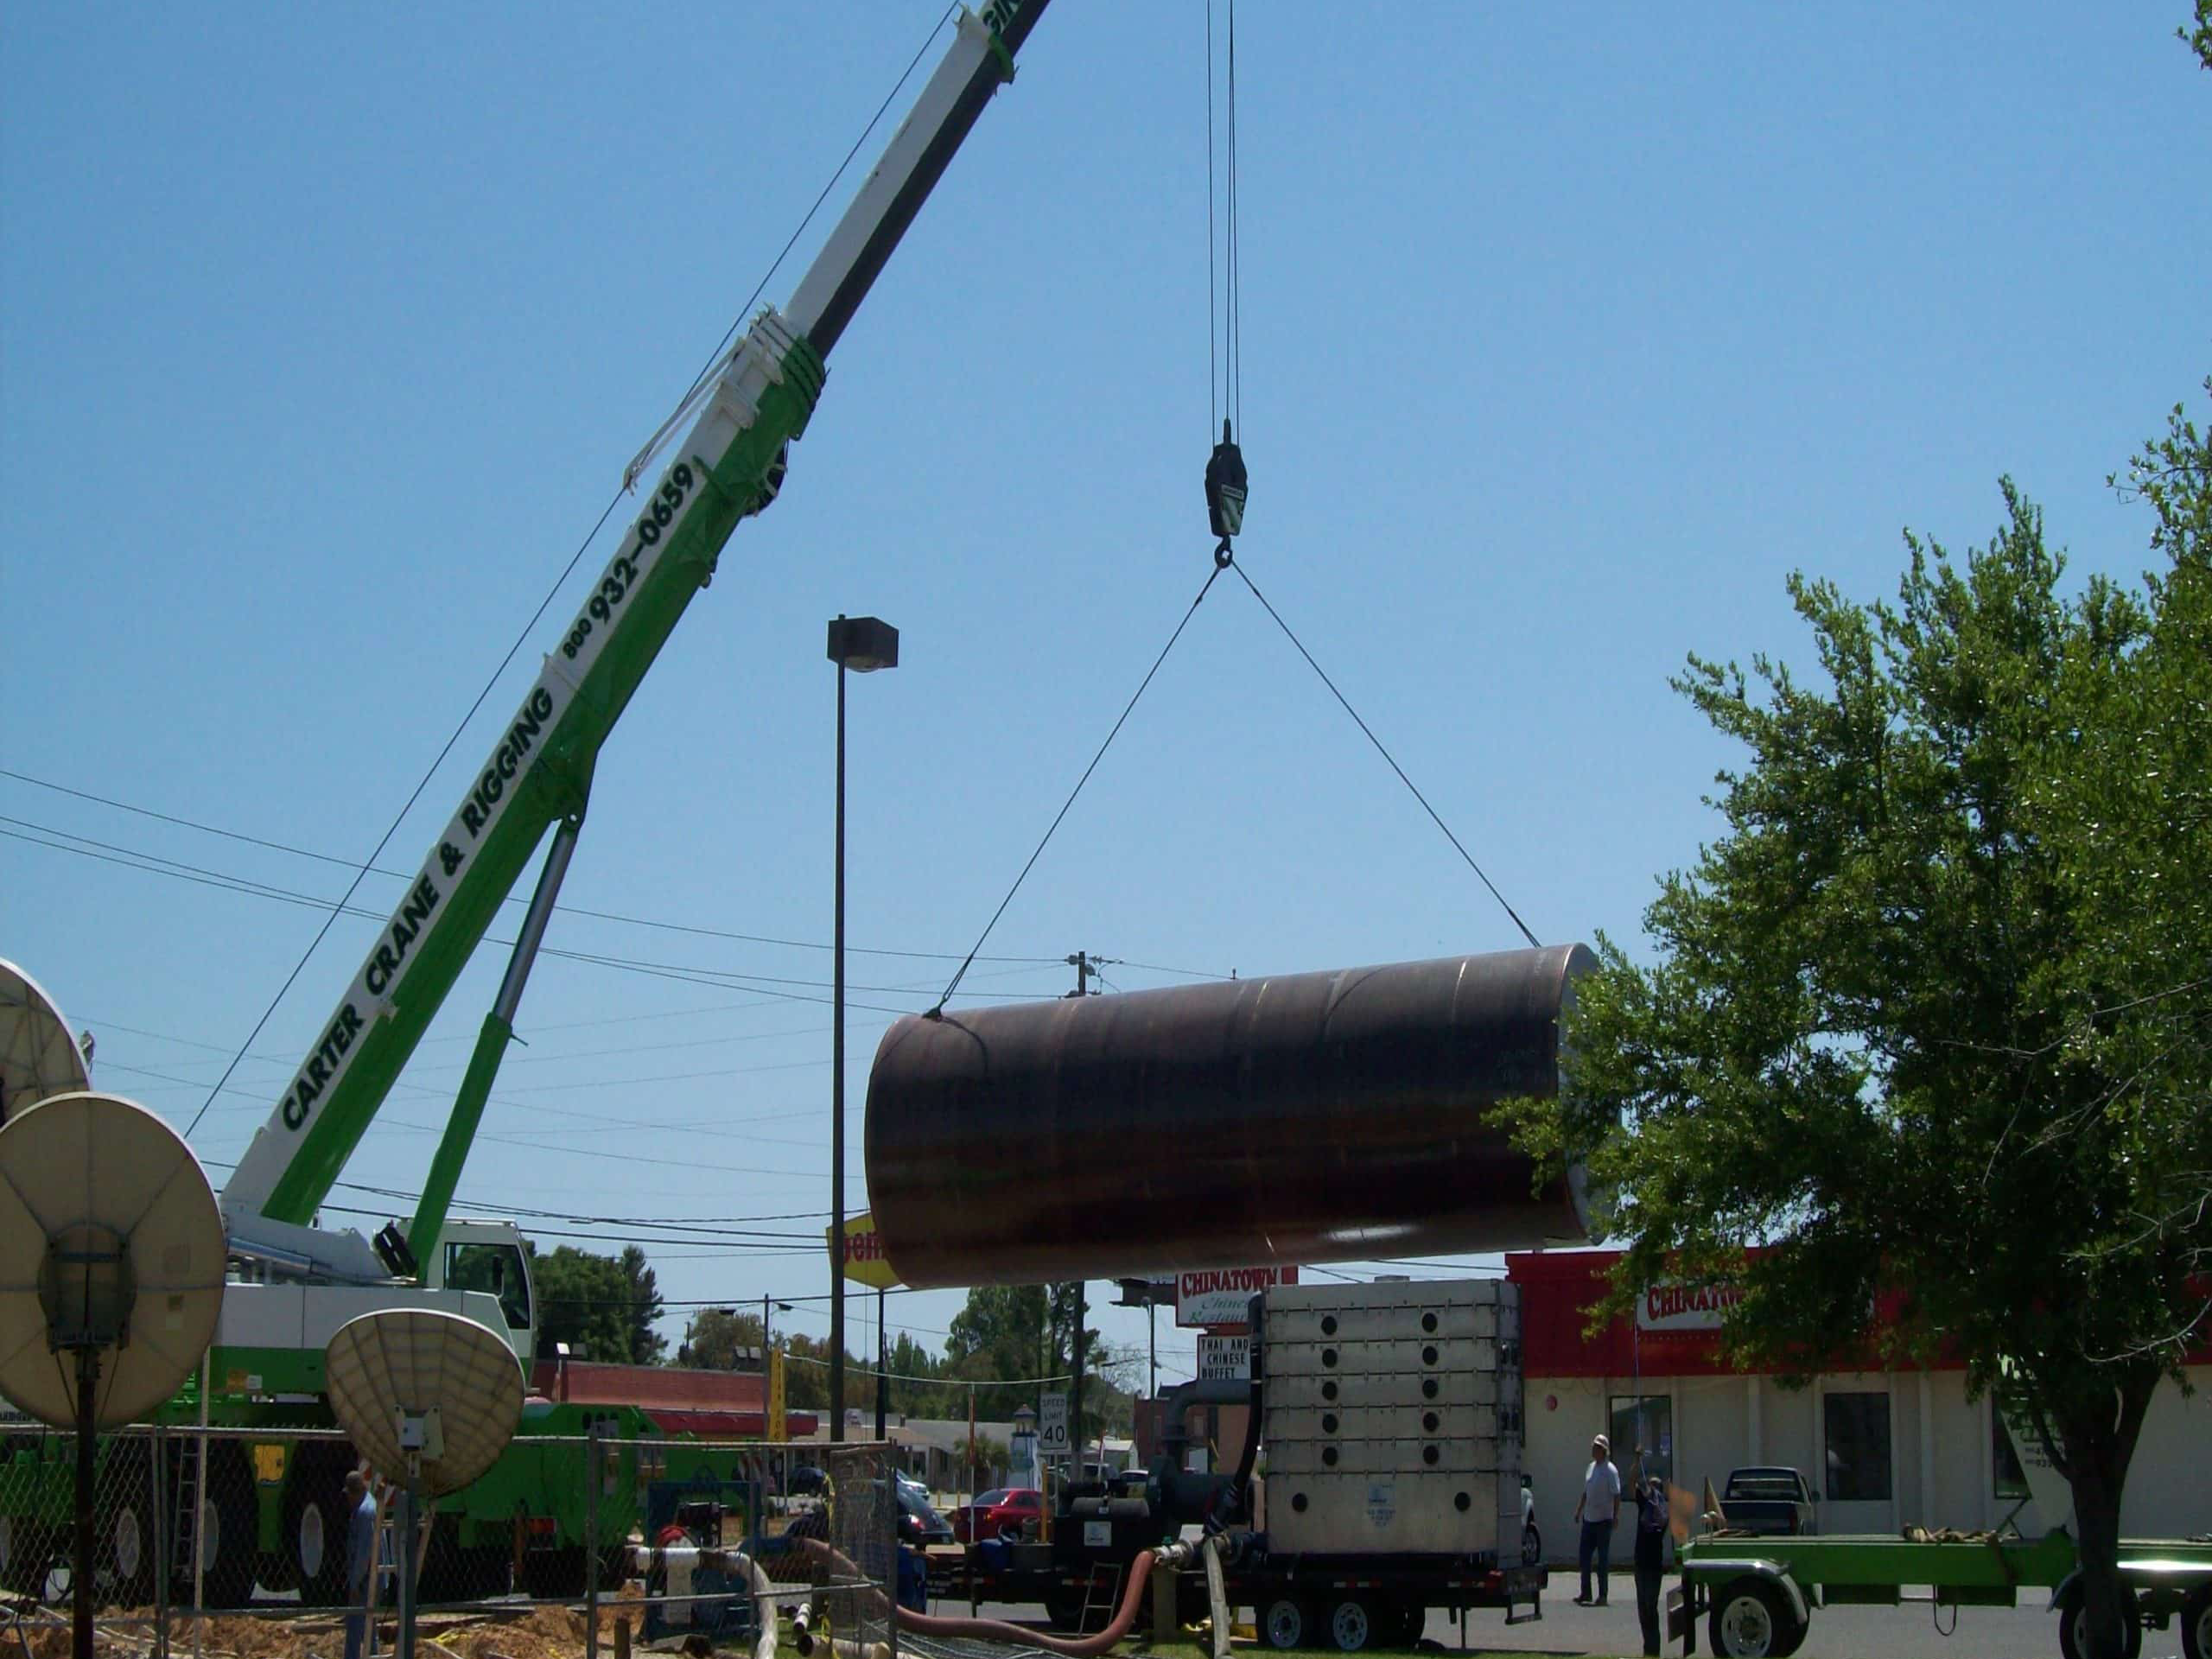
[172,8,972,1140]
[3,767,1058,967]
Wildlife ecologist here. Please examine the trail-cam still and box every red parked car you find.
[951,1487,1044,1541]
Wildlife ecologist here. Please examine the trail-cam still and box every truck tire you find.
[2181,1587,2211,1659]
[1522,1521,1542,1567]
[100,1446,156,1605]
[1262,1596,1315,1649]
[194,1446,261,1609]
[1325,1597,1375,1652]
[1379,1599,1425,1646]
[523,1544,586,1601]
[1707,1577,1804,1658]
[284,1446,354,1606]
[2057,1582,2142,1659]
[1,1514,61,1599]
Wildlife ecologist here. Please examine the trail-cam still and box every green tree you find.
[618,1245,666,1365]
[1511,389,2210,1659]
[946,1285,1051,1383]
[678,1307,764,1371]
[531,1244,639,1363]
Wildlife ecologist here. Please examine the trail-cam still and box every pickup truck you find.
[1720,1466,1819,1535]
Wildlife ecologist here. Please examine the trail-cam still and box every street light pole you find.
[827,614,899,1443]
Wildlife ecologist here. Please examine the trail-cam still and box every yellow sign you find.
[767,1346,787,1442]
[829,1210,903,1290]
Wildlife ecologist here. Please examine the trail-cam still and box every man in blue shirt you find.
[346,1470,378,1659]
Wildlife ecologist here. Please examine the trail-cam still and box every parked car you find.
[1720,1466,1819,1535]
[896,1482,955,1546]
[952,1487,1045,1541]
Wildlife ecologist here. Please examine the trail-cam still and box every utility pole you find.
[1065,951,1105,997]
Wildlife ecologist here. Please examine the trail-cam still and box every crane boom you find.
[220,1,1052,1259]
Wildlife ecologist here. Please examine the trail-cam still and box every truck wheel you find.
[523,1544,586,1601]
[3,1515,56,1597]
[284,1447,353,1606]
[100,1446,156,1605]
[4,1514,65,1599]
[1381,1600,1425,1646]
[2057,1583,2142,1659]
[1326,1597,1375,1651]
[1262,1596,1314,1649]
[194,1447,261,1609]
[1522,1521,1542,1567]
[2181,1587,2211,1659]
[1707,1578,1802,1658]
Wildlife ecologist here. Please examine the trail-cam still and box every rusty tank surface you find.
[864,944,1601,1287]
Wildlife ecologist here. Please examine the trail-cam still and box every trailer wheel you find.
[1707,1577,1803,1658]
[2181,1587,2212,1659]
[1326,1597,1375,1651]
[2057,1582,2142,1659]
[1262,1596,1314,1649]
[1380,1600,1425,1646]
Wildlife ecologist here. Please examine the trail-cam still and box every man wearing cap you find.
[1571,1433,1620,1605]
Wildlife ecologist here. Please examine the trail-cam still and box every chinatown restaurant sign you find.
[1637,1279,1745,1333]
[1177,1264,1298,1330]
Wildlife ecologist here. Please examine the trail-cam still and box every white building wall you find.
[1525,1364,2212,1549]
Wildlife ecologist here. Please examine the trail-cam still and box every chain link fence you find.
[0,1421,899,1659]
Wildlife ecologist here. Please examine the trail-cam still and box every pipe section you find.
[867,944,1599,1286]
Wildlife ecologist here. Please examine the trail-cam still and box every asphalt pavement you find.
[934,1585,2191,1659]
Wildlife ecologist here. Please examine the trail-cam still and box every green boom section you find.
[256,346,826,1227]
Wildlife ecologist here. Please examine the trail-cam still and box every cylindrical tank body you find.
[866,944,1600,1287]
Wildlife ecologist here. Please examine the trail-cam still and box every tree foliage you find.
[1510,385,2210,1659]
[531,1243,664,1365]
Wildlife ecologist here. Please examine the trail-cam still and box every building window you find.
[1822,1390,1891,1502]
[1610,1395,1673,1486]
[1993,1408,2030,1500]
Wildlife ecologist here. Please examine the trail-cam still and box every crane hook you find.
[1205,417,1247,567]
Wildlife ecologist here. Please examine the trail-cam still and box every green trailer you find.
[1675,1526,2212,1659]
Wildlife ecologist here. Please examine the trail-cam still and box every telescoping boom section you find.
[218,0,1055,1269]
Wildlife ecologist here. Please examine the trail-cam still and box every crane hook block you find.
[1205,418,1248,559]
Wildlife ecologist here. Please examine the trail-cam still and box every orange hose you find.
[897,1548,1158,1656]
[792,1537,1167,1657]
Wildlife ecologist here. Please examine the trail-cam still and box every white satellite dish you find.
[0,1090,226,1659]
[0,959,92,1128]
[0,1091,226,1429]
[324,1309,522,1497]
[326,1310,522,1659]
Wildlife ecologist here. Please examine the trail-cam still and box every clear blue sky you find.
[5,3,2207,1397]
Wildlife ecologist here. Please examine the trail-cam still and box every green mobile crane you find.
[0,0,1052,1610]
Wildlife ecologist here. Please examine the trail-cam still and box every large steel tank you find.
[865,944,1600,1287]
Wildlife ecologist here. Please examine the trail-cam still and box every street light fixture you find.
[827,614,899,1441]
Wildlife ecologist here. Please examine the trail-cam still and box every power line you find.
[2,769,1058,967]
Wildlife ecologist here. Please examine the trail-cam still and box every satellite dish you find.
[0,959,92,1128]
[0,1090,226,1659]
[324,1308,523,1497]
[0,1091,226,1428]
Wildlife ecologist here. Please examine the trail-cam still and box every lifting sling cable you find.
[1226,559,1543,952]
[190,8,967,1141]
[928,564,1229,1017]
